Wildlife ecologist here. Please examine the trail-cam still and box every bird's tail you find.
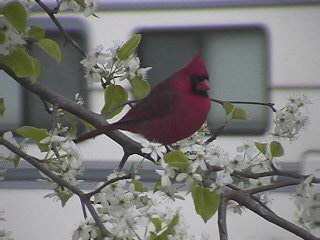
[74,124,119,143]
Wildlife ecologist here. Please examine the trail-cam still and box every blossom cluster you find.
[40,126,83,204]
[59,0,96,17]
[141,123,275,199]
[40,134,82,184]
[0,0,96,57]
[73,174,194,240]
[81,45,151,85]
[0,132,19,164]
[0,211,14,240]
[0,132,21,181]
[295,175,320,228]
[0,17,26,56]
[273,95,310,140]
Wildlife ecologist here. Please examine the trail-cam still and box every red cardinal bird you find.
[75,54,211,145]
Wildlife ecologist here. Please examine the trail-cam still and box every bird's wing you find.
[117,80,177,125]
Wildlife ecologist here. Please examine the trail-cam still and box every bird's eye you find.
[190,75,210,97]
[190,75,208,84]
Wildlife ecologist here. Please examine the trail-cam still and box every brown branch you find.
[211,98,277,112]
[34,0,87,57]
[218,195,228,240]
[227,190,320,240]
[232,170,320,184]
[87,174,132,198]
[0,64,153,163]
[0,138,111,237]
[118,151,131,170]
[247,179,303,194]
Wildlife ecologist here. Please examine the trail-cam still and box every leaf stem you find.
[210,98,276,112]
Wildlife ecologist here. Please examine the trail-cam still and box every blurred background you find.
[0,0,320,239]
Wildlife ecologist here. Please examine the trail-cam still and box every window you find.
[0,17,88,131]
[138,26,269,134]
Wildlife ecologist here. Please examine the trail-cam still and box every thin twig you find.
[41,98,53,114]
[211,98,277,112]
[232,170,320,184]
[0,138,111,237]
[247,180,302,194]
[0,64,155,163]
[228,190,320,240]
[34,0,87,57]
[80,199,88,219]
[82,198,110,237]
[118,151,130,170]
[218,195,228,240]
[87,174,132,197]
[226,184,275,214]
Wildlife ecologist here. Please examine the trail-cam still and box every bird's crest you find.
[184,53,209,77]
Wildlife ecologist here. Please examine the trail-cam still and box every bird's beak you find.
[196,79,210,91]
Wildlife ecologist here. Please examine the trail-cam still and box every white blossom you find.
[0,132,19,161]
[210,170,233,191]
[175,173,188,182]
[0,211,14,240]
[294,175,320,228]
[74,93,84,105]
[60,0,96,17]
[72,219,98,240]
[84,177,195,240]
[141,141,166,160]
[273,95,310,140]
[0,230,14,240]
[0,18,26,56]
[40,134,83,201]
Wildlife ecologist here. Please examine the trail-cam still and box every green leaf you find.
[3,1,27,32]
[270,141,284,157]
[223,102,235,115]
[232,107,247,120]
[254,142,267,155]
[130,76,151,100]
[0,47,36,78]
[81,119,95,131]
[101,84,128,119]
[164,150,190,172]
[151,217,163,232]
[155,214,179,240]
[15,126,49,151]
[153,180,162,192]
[37,38,62,62]
[191,184,220,222]
[74,0,86,8]
[55,187,73,207]
[0,98,5,116]
[0,31,6,44]
[166,214,179,234]
[117,34,141,60]
[28,26,45,40]
[132,179,146,192]
[12,155,20,168]
[30,57,41,82]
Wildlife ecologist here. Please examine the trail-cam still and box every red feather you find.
[75,54,211,145]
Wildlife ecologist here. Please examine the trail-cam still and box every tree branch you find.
[0,65,154,163]
[218,196,228,240]
[86,174,132,198]
[118,151,131,170]
[232,167,320,183]
[247,179,303,194]
[0,138,111,237]
[227,190,320,240]
[34,0,87,57]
